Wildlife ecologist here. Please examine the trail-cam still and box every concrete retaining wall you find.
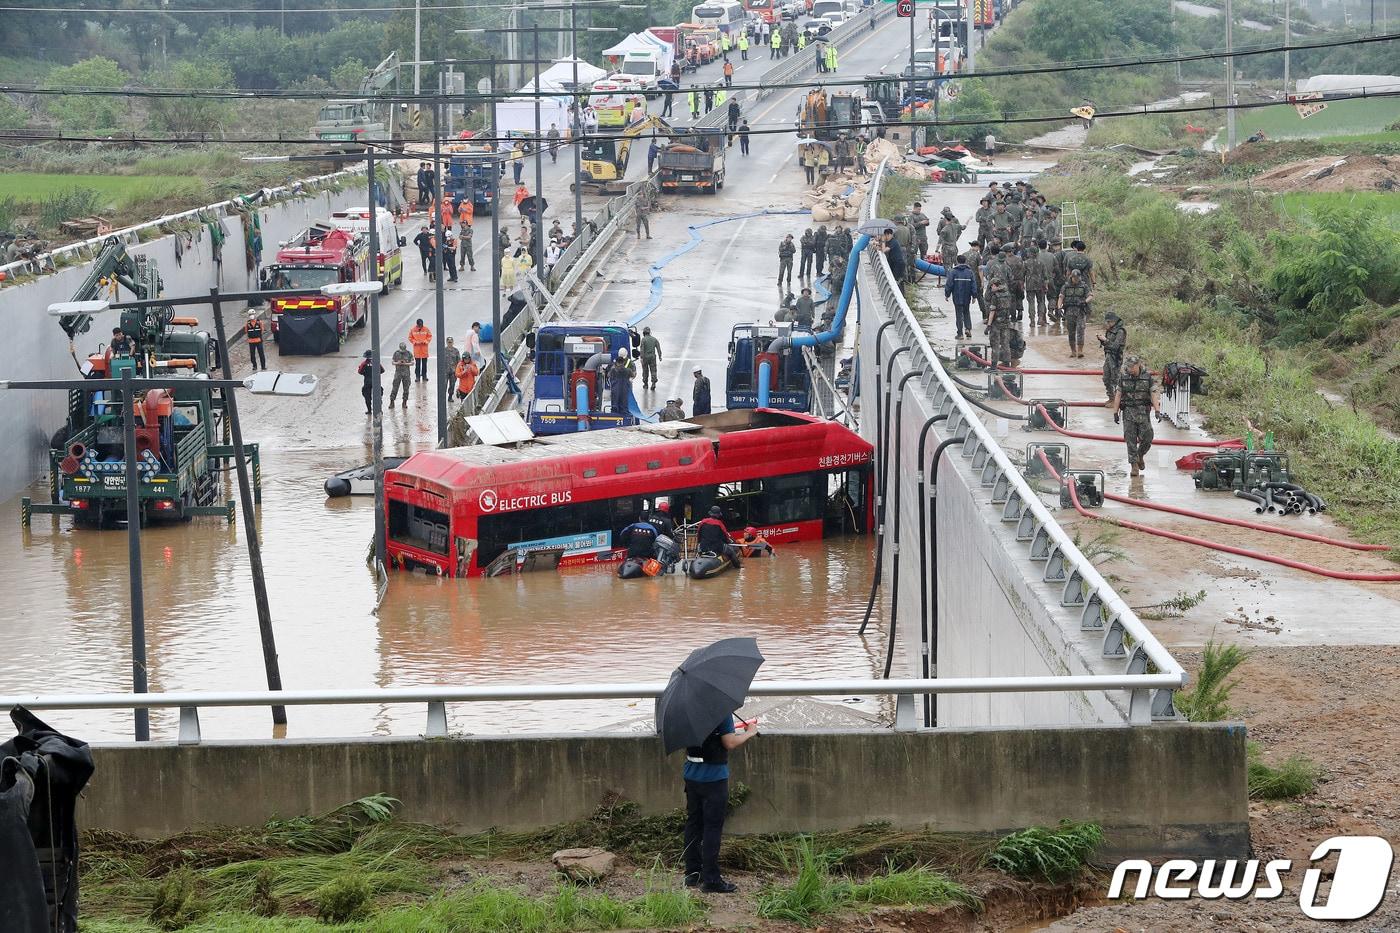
[0,181,368,501]
[855,261,1136,728]
[80,725,1249,859]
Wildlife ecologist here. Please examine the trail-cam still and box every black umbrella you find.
[655,638,765,754]
[519,195,549,220]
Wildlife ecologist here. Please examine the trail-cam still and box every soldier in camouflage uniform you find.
[982,245,1009,309]
[1098,311,1126,400]
[1065,239,1094,286]
[936,208,963,271]
[990,202,1015,248]
[1004,245,1026,322]
[1041,206,1062,245]
[1048,240,1067,304]
[1058,268,1092,356]
[974,197,993,246]
[1035,239,1059,323]
[986,279,1017,366]
[1109,355,1162,477]
[964,240,986,321]
[1019,211,1039,250]
[1022,243,1049,326]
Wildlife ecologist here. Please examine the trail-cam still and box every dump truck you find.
[657,126,727,194]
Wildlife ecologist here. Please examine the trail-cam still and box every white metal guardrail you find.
[862,160,1185,721]
[0,674,1186,744]
[0,166,366,281]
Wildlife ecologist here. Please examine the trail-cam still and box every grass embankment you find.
[1038,165,1400,553]
[0,147,329,240]
[78,792,1105,931]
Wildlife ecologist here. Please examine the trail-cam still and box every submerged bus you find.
[383,409,873,577]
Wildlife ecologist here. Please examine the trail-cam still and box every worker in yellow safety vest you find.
[737,32,749,60]
[770,29,782,59]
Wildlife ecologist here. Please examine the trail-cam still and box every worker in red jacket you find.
[408,319,432,382]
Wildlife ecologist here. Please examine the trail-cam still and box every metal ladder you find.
[1059,201,1080,246]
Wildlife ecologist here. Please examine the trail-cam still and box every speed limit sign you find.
[896,0,914,16]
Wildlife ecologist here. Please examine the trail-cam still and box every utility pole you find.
[1173,0,1182,82]
[490,59,503,394]
[964,0,975,73]
[1225,0,1237,151]
[571,0,584,236]
[908,2,917,152]
[367,146,387,570]
[1283,0,1291,93]
[414,0,422,97]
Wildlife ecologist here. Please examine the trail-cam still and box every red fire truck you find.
[383,409,874,577]
[262,223,371,355]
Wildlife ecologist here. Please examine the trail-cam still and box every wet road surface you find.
[0,15,939,740]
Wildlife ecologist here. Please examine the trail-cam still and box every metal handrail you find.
[862,160,1185,683]
[0,165,366,280]
[0,673,1184,742]
[0,675,1184,710]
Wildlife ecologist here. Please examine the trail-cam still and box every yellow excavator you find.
[575,114,674,195]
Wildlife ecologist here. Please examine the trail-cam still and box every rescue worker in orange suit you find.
[409,318,433,382]
[245,311,266,371]
[454,355,479,400]
[736,526,773,557]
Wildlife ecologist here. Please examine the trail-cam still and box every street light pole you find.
[432,99,449,446]
[121,366,151,742]
[366,146,387,570]
[533,23,546,276]
[490,58,503,384]
[209,288,287,726]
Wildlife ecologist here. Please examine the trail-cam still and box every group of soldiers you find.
[906,181,1163,477]
[777,224,856,291]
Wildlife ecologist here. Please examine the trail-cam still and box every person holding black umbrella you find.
[656,637,765,895]
[681,713,756,892]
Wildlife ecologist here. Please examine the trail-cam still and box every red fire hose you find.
[994,375,1108,408]
[1034,449,1386,552]
[1036,404,1242,449]
[1041,449,1400,581]
[961,347,1155,377]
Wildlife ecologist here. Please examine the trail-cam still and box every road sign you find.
[896,0,914,15]
[944,82,961,100]
[1288,92,1328,119]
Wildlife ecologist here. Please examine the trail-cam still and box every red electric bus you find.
[383,409,873,577]
[744,0,779,23]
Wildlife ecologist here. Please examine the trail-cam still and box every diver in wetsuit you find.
[695,506,740,567]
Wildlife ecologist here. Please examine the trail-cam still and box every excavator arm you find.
[617,114,674,170]
[58,235,172,342]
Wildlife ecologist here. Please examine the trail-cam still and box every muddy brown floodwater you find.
[1,448,885,742]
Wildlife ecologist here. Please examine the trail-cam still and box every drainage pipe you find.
[959,388,1028,420]
[924,434,967,724]
[575,381,590,432]
[915,413,949,723]
[993,375,1115,408]
[1042,449,1400,582]
[1035,403,1242,449]
[859,343,911,635]
[884,368,925,680]
[793,234,871,348]
[961,346,1158,377]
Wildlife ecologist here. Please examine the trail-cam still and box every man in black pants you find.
[682,714,758,893]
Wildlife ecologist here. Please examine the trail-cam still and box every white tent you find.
[1294,73,1400,95]
[601,33,658,61]
[539,57,607,88]
[517,75,569,95]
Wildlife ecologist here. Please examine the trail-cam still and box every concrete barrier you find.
[79,724,1248,859]
[0,181,369,501]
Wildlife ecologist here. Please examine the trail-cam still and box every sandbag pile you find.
[806,175,868,222]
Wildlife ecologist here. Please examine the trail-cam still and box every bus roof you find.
[386,409,872,505]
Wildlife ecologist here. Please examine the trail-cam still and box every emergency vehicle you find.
[262,223,372,355]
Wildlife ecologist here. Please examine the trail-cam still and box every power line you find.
[2,88,1394,147]
[2,31,1393,103]
[0,1,630,13]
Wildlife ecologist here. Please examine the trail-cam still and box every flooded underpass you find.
[2,445,885,741]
